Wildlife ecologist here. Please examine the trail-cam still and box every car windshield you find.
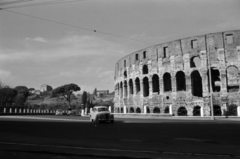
[98,108,108,112]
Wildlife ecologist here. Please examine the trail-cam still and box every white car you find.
[55,109,63,115]
[90,106,114,123]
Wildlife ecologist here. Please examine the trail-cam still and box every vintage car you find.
[55,109,63,115]
[90,106,114,123]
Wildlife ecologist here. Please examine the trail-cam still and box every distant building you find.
[40,84,53,92]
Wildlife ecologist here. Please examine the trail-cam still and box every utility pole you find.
[207,46,215,120]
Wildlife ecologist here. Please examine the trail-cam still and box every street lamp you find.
[207,46,215,120]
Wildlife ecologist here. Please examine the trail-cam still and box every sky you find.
[0,0,240,94]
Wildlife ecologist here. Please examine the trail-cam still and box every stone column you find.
[200,106,204,117]
[19,109,21,113]
[237,106,240,117]
[169,105,173,115]
[23,109,25,113]
[15,108,17,113]
[27,109,29,113]
[149,78,153,96]
[144,105,147,114]
[108,106,111,113]
[123,106,127,114]
[9,108,12,113]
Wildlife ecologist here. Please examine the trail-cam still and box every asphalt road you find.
[0,115,240,159]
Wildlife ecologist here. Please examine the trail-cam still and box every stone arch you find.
[190,56,201,68]
[130,107,134,113]
[135,78,140,94]
[213,105,222,116]
[152,74,160,94]
[136,107,141,113]
[121,107,124,113]
[164,106,169,113]
[129,79,133,95]
[207,67,221,92]
[228,104,237,116]
[191,70,203,97]
[143,77,149,97]
[153,107,160,113]
[176,71,186,91]
[163,73,172,92]
[143,65,148,74]
[177,107,188,116]
[124,80,128,97]
[193,106,201,116]
[124,71,127,78]
[120,82,123,97]
[226,65,239,92]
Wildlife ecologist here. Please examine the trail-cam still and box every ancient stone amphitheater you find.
[114,30,240,116]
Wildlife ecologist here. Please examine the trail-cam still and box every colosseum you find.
[114,30,240,116]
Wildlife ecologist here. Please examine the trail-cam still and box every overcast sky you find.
[0,0,239,93]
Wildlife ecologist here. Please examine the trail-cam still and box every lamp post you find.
[207,46,215,120]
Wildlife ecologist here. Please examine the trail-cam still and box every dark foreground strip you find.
[0,142,240,158]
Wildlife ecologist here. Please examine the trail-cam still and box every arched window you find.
[136,107,141,113]
[142,65,148,74]
[190,56,201,68]
[124,71,127,78]
[163,73,172,92]
[143,77,149,97]
[129,79,133,95]
[153,107,160,113]
[207,67,221,92]
[120,82,123,98]
[227,66,239,92]
[191,70,202,97]
[177,107,188,116]
[152,74,160,94]
[135,78,140,94]
[124,81,128,97]
[164,106,169,113]
[130,107,134,113]
[193,106,201,116]
[176,71,186,91]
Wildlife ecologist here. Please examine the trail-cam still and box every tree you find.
[0,88,17,107]
[50,83,80,108]
[93,88,97,96]
[81,91,88,109]
[14,86,29,107]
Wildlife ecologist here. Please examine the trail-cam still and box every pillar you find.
[23,109,25,113]
[169,105,173,115]
[19,109,21,113]
[144,105,147,114]
[3,108,6,113]
[15,108,17,113]
[132,79,136,96]
[237,106,240,117]
[159,77,164,95]
[108,106,111,113]
[124,106,127,114]
[9,108,12,113]
[27,109,29,113]
[201,106,204,117]
[81,109,85,116]
[149,79,153,96]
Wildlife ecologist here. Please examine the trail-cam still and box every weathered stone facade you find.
[114,30,240,116]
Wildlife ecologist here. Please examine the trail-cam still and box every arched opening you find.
[129,79,133,95]
[143,77,149,97]
[143,65,148,74]
[193,106,201,116]
[124,71,127,78]
[227,105,237,116]
[153,107,160,113]
[136,107,141,113]
[135,78,140,94]
[213,105,222,116]
[176,71,186,91]
[163,73,172,92]
[227,66,239,92]
[121,107,124,113]
[207,67,221,92]
[130,107,134,113]
[164,106,169,113]
[147,107,150,113]
[120,82,123,98]
[191,70,203,97]
[152,74,160,94]
[124,81,128,97]
[190,56,201,68]
[117,107,120,113]
[177,107,188,116]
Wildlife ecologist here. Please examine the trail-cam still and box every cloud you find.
[0,70,11,80]
[26,37,47,43]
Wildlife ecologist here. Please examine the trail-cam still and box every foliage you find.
[93,88,97,95]
[0,88,18,107]
[50,83,80,108]
[82,91,88,108]
[14,86,29,107]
